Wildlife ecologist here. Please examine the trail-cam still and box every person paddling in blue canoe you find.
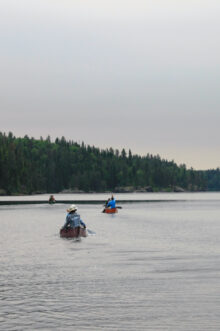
[102,195,117,212]
[107,195,116,209]
[102,195,122,212]
[61,204,86,235]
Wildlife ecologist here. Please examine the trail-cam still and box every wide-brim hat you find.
[67,204,77,212]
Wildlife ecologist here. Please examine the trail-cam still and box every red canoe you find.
[103,207,118,214]
[60,227,88,238]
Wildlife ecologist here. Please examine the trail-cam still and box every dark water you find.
[1,194,220,330]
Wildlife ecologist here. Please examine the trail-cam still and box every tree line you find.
[0,132,219,195]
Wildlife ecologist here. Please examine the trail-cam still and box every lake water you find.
[1,193,220,330]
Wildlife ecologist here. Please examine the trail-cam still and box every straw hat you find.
[67,204,77,212]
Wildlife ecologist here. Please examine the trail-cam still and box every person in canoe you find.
[49,195,56,204]
[102,195,118,213]
[107,195,116,209]
[102,198,110,213]
[104,198,110,207]
[61,204,86,235]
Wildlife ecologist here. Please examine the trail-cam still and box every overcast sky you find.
[0,0,219,170]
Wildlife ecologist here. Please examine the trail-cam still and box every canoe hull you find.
[103,207,118,214]
[60,227,88,238]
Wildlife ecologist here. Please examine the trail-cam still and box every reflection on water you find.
[1,194,220,330]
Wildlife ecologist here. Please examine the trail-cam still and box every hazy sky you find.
[1,0,220,170]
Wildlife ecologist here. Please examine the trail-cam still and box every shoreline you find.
[0,191,220,205]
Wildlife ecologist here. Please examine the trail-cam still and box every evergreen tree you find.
[0,131,217,195]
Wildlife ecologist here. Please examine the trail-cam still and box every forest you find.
[0,132,219,195]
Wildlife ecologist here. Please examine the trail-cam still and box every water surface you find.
[1,193,220,330]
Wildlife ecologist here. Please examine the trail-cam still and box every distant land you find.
[0,131,219,195]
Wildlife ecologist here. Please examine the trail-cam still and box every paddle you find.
[102,205,122,209]
[87,229,96,235]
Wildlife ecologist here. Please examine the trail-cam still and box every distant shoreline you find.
[0,185,210,197]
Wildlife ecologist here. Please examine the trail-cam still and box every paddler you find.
[107,195,116,209]
[61,204,86,235]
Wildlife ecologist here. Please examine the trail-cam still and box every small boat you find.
[48,195,56,204]
[103,207,118,214]
[60,226,88,238]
